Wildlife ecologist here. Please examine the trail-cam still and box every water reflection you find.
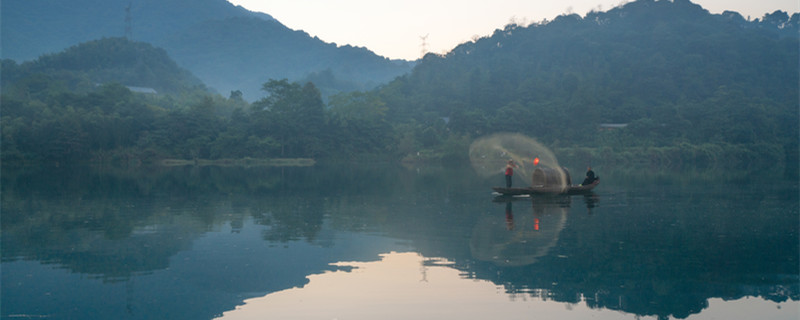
[471,197,569,267]
[218,251,798,320]
[2,165,798,320]
[583,193,600,213]
[463,185,799,319]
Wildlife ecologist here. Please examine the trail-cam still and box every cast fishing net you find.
[468,133,568,189]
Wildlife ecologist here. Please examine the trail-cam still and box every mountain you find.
[1,37,206,95]
[1,0,271,61]
[1,0,413,101]
[162,16,412,101]
[2,0,797,170]
[377,0,799,150]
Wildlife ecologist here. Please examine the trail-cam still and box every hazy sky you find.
[227,0,799,60]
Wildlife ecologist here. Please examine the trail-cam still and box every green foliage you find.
[3,38,206,95]
[1,0,797,170]
[247,79,326,157]
[556,142,787,170]
[0,73,395,164]
[0,40,227,164]
[373,0,798,168]
[326,91,393,157]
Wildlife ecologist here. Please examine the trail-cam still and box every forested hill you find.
[1,0,413,101]
[378,0,798,154]
[1,38,206,95]
[1,0,797,173]
[1,0,272,61]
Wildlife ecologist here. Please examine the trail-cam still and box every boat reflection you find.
[583,193,600,214]
[471,194,596,267]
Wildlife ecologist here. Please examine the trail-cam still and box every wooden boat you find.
[492,167,599,196]
[492,180,599,196]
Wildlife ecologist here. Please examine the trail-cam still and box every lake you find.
[2,163,798,320]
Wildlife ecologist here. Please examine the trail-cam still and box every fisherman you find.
[504,160,517,188]
[582,166,598,185]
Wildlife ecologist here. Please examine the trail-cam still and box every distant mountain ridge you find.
[377,0,798,158]
[1,0,413,101]
[1,0,272,61]
[1,38,205,95]
[1,0,797,170]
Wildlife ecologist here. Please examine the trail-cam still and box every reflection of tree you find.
[1,190,205,282]
[368,178,797,319]
[253,195,325,243]
[455,190,799,319]
[0,166,280,280]
[0,163,409,280]
[3,165,797,319]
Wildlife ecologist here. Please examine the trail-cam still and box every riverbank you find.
[159,157,315,167]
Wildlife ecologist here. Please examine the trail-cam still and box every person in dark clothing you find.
[582,166,598,185]
[504,160,517,188]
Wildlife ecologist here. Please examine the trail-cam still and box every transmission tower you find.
[124,2,132,39]
[419,34,429,58]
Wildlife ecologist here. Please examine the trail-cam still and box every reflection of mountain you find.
[470,199,567,266]
[1,165,411,320]
[2,166,797,320]
[454,185,799,319]
[357,177,798,319]
[0,163,415,274]
[2,212,199,282]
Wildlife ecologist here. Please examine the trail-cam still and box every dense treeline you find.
[0,77,395,164]
[381,1,797,141]
[376,0,799,170]
[2,0,798,173]
[1,38,206,95]
[1,38,398,163]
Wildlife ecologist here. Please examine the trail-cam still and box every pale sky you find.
[227,0,799,60]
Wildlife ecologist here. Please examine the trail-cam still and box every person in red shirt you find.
[504,160,517,188]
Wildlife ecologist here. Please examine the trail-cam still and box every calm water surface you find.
[2,164,798,319]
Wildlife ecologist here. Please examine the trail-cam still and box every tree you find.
[251,79,326,157]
